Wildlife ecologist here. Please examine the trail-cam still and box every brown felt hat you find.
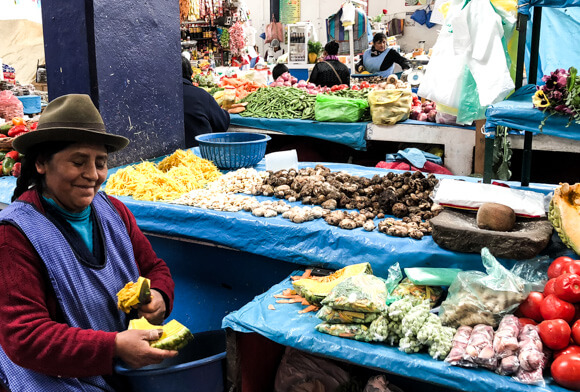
[13,94,130,154]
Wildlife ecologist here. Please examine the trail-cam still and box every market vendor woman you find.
[356,32,411,77]
[0,94,177,391]
[308,40,350,88]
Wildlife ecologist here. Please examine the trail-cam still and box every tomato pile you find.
[517,256,580,389]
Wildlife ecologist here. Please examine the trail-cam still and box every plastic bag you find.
[385,262,403,305]
[368,88,412,125]
[462,324,498,370]
[404,267,462,287]
[316,305,379,324]
[390,278,444,307]
[510,256,551,292]
[512,324,546,386]
[265,14,284,44]
[445,325,473,366]
[431,178,548,218]
[321,274,387,313]
[0,90,24,122]
[274,346,350,392]
[314,94,368,123]
[315,322,373,342]
[439,248,529,328]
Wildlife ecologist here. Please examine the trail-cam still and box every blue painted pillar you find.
[41,0,184,167]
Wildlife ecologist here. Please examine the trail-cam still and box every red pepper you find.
[555,274,580,303]
[0,134,6,138]
[30,122,38,131]
[6,151,19,161]
[7,125,28,138]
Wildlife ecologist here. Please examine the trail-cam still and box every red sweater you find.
[0,190,175,379]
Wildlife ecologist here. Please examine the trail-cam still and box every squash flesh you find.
[128,317,194,350]
[292,262,373,305]
[117,276,151,313]
[549,182,580,255]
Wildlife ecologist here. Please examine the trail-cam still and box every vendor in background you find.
[356,32,411,77]
[0,94,177,391]
[264,40,285,64]
[308,41,350,88]
[182,56,230,148]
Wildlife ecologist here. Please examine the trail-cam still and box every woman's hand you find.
[115,329,178,369]
[138,289,166,325]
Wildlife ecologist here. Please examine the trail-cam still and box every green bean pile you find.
[240,87,317,120]
[240,86,373,121]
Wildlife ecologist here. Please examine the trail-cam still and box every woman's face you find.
[373,38,387,52]
[36,143,108,213]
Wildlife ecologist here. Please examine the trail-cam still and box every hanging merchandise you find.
[417,0,516,123]
[265,15,284,44]
[180,0,191,22]
[326,5,369,55]
[229,21,247,57]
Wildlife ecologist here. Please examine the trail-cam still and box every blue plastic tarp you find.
[0,161,562,277]
[229,114,368,150]
[222,273,570,392]
[485,84,580,138]
[518,0,580,15]
[525,7,580,82]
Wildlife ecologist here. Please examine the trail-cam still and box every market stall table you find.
[229,114,477,176]
[222,272,571,392]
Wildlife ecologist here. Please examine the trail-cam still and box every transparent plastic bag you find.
[368,88,412,125]
[321,274,387,313]
[315,322,373,342]
[385,262,404,305]
[314,94,369,123]
[439,248,529,328]
[316,305,379,324]
[0,90,24,121]
[390,278,444,307]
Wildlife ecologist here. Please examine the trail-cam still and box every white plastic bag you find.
[431,179,548,217]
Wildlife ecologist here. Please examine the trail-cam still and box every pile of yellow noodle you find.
[104,149,222,201]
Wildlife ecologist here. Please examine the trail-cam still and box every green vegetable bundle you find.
[240,87,317,120]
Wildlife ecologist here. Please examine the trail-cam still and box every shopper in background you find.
[308,40,350,88]
[356,32,411,77]
[0,94,177,391]
[272,62,289,81]
[182,55,230,147]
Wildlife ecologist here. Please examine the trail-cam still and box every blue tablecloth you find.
[0,161,566,278]
[229,114,369,150]
[223,272,569,392]
[485,85,580,140]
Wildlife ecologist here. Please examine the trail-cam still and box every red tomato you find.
[555,274,580,303]
[551,354,580,390]
[548,256,575,279]
[338,84,348,90]
[539,319,572,350]
[519,291,544,322]
[351,85,361,91]
[544,278,558,296]
[541,294,576,322]
[562,260,580,276]
[555,345,580,360]
[572,320,580,345]
[519,317,538,326]
[360,81,370,89]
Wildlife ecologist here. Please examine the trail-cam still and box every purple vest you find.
[0,192,139,392]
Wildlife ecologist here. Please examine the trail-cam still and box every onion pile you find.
[269,72,332,94]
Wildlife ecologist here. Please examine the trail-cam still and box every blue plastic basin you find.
[114,329,226,392]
